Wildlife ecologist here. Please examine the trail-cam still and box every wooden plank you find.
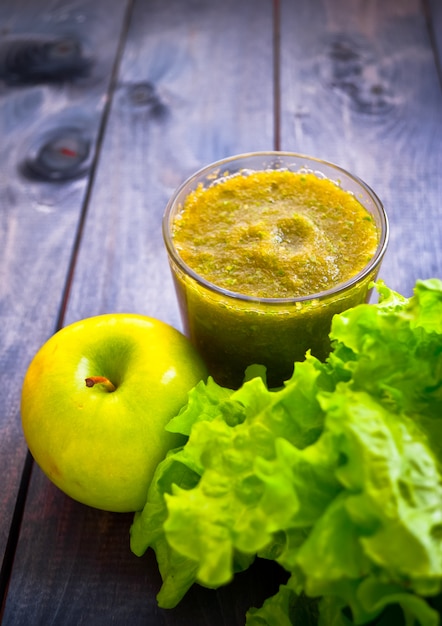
[0,0,129,605]
[62,0,275,329]
[2,0,275,624]
[427,0,442,66]
[279,0,442,297]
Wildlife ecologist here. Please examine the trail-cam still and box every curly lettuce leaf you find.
[407,279,442,334]
[329,278,442,462]
[246,585,321,626]
[330,282,442,413]
[130,279,442,625]
[131,357,328,601]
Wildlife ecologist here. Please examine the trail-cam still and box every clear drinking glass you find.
[163,152,389,389]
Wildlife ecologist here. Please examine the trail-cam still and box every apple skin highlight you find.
[21,313,208,512]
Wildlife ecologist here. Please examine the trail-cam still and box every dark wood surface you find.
[1,0,441,624]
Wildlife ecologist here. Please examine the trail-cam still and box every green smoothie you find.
[164,155,388,388]
[173,170,379,298]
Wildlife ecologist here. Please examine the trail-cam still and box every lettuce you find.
[130,279,442,625]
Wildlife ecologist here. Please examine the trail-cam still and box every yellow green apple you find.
[21,314,207,512]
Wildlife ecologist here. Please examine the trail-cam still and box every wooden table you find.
[1,1,441,623]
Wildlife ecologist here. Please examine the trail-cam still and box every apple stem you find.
[85,376,116,392]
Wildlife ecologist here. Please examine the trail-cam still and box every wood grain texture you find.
[279,0,442,297]
[0,0,129,605]
[63,0,275,328]
[3,468,286,625]
[3,1,275,624]
[427,0,442,66]
[2,0,442,624]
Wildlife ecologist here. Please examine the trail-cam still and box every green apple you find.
[21,314,207,512]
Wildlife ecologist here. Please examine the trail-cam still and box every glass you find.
[163,152,389,389]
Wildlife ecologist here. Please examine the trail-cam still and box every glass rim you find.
[162,151,389,305]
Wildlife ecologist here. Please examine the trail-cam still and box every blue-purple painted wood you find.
[0,0,130,606]
[1,0,441,623]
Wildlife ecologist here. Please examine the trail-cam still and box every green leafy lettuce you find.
[130,278,442,625]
